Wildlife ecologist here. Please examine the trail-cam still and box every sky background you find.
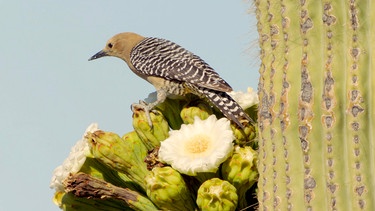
[1,1,259,210]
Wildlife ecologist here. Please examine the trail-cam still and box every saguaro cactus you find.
[255,0,375,210]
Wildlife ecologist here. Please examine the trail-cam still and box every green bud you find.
[231,122,257,147]
[196,178,238,211]
[180,100,213,124]
[221,145,258,209]
[145,166,197,211]
[86,130,149,191]
[132,109,169,150]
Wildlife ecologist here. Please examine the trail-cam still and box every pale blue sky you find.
[0,1,259,210]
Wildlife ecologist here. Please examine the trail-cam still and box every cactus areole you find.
[255,0,375,210]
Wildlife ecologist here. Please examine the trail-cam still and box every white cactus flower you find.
[49,123,99,192]
[158,115,234,176]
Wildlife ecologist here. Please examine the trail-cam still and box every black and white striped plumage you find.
[130,37,253,128]
[131,38,231,92]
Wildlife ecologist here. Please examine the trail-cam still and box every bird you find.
[89,32,254,129]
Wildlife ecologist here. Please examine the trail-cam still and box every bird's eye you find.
[107,43,113,48]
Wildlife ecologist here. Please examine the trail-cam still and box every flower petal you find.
[49,123,99,192]
[159,115,234,176]
[228,87,258,110]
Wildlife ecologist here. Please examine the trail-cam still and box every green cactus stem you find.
[255,0,375,210]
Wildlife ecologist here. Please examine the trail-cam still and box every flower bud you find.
[221,145,258,209]
[132,109,169,150]
[231,122,257,146]
[145,166,197,210]
[196,178,238,211]
[180,100,213,124]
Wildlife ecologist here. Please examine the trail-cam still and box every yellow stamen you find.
[185,134,211,154]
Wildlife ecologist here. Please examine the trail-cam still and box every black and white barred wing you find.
[130,37,233,92]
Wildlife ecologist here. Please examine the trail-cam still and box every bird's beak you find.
[88,50,108,61]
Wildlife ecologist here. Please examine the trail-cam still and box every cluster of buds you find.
[50,89,258,210]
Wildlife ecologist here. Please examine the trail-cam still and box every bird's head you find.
[89,32,145,64]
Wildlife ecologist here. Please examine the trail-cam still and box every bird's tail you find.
[194,87,255,129]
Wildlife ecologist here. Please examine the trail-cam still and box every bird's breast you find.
[146,76,190,96]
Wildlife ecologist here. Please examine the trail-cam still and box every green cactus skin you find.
[154,97,186,130]
[255,0,375,210]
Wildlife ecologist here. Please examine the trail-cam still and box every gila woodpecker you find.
[89,32,254,128]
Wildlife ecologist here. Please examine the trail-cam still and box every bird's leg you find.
[131,89,167,127]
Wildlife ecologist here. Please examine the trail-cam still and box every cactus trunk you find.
[255,0,375,210]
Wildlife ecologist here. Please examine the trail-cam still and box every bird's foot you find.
[131,100,157,128]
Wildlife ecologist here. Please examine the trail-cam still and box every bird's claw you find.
[131,101,155,128]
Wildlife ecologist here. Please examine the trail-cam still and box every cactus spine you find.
[255,0,375,210]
